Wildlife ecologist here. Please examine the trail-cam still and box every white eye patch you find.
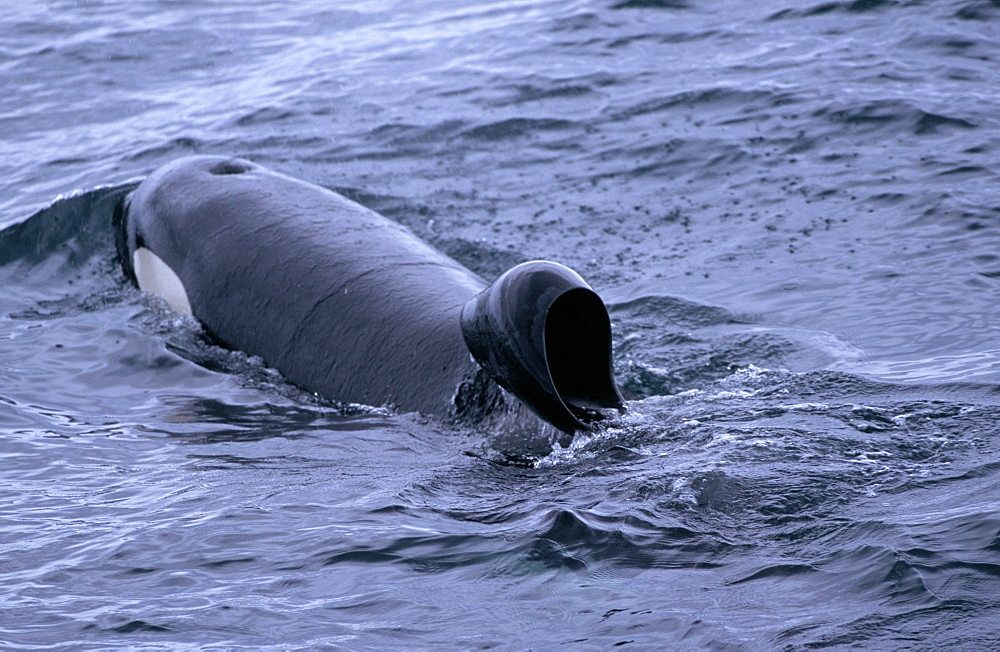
[132,247,193,316]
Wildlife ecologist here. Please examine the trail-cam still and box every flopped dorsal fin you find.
[460,261,625,435]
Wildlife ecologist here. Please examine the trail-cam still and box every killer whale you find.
[114,155,624,436]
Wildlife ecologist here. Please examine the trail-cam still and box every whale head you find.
[461,261,625,437]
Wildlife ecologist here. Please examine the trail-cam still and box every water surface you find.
[2,0,1000,648]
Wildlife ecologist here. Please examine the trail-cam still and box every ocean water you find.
[2,0,1000,648]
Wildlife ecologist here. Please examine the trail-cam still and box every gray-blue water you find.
[3,0,1000,648]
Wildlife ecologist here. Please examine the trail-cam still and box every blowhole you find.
[208,160,253,175]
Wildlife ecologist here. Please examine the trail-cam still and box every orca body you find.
[115,156,624,436]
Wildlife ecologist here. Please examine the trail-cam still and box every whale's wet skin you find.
[115,155,624,442]
[3,0,1000,648]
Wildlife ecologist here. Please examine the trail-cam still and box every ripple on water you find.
[3,0,1000,647]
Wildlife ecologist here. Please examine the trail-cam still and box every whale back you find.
[117,155,626,437]
[117,155,484,415]
[461,261,625,435]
